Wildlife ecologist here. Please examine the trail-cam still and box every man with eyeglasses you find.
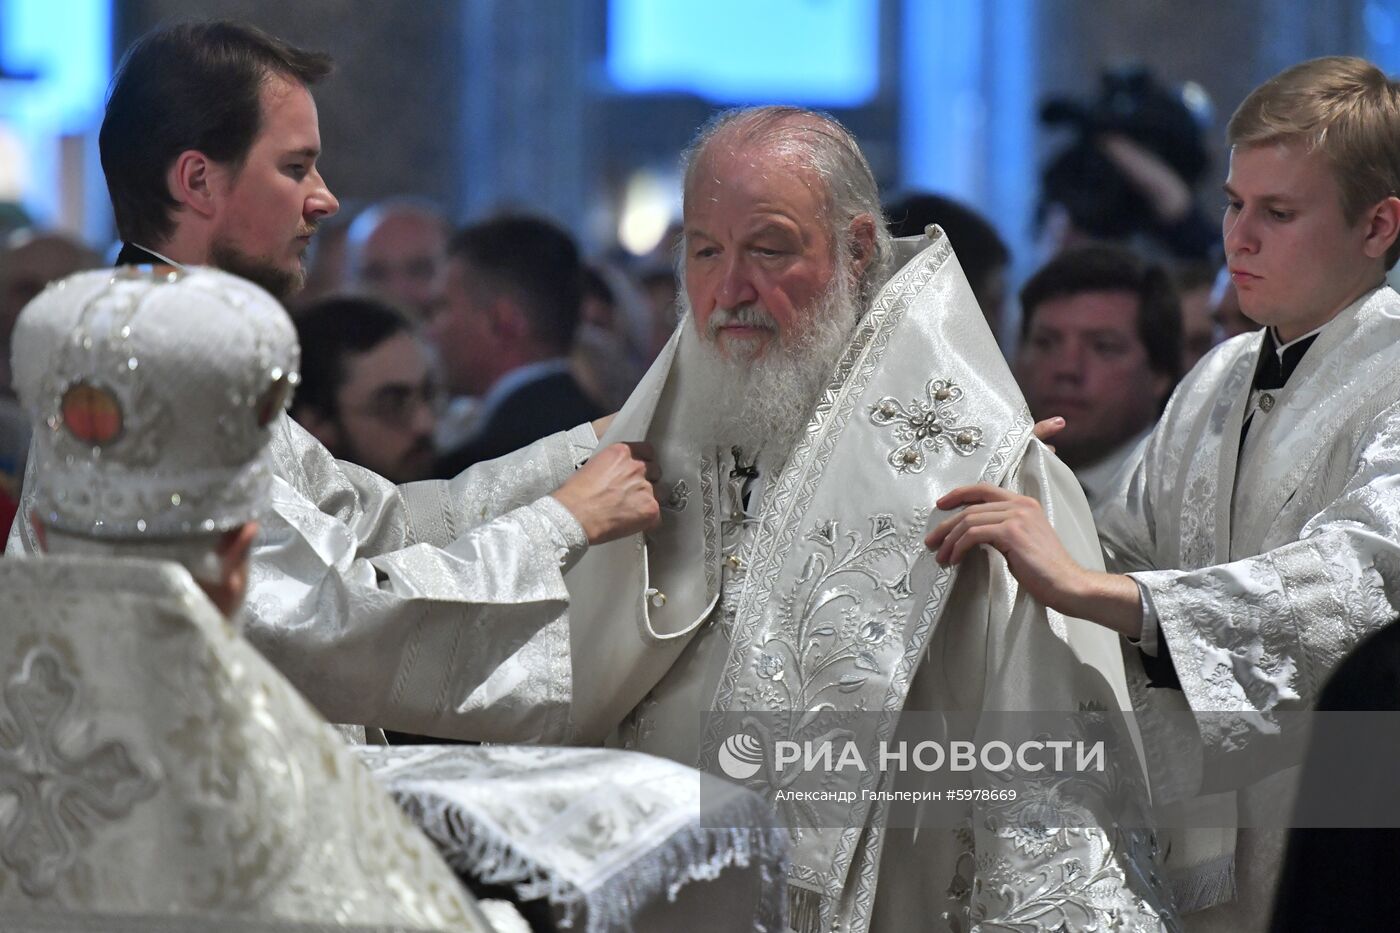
[293,296,440,484]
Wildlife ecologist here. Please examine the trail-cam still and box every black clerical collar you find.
[114,242,185,269]
[1252,326,1319,392]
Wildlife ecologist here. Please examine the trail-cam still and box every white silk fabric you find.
[356,744,788,933]
[6,415,596,744]
[563,232,1173,933]
[0,555,490,932]
[1097,285,1400,930]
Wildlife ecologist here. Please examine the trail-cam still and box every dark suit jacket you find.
[436,367,602,478]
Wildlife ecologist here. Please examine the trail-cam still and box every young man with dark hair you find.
[9,21,662,745]
[431,215,602,474]
[1015,244,1182,504]
[292,296,439,484]
[101,21,338,299]
[933,56,1400,930]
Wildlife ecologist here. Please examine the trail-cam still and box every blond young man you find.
[931,57,1400,930]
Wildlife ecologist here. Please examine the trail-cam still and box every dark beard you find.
[209,241,303,301]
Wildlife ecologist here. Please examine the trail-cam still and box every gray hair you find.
[680,106,894,310]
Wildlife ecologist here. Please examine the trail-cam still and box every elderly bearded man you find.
[554,107,1173,932]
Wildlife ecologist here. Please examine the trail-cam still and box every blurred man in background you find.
[345,197,451,322]
[431,215,602,475]
[1015,244,1182,505]
[292,295,439,483]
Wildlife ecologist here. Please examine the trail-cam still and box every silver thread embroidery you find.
[870,378,983,472]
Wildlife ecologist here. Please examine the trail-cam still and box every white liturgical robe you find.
[0,555,490,932]
[7,416,596,744]
[1096,285,1400,931]
[560,232,1174,933]
[5,237,1174,932]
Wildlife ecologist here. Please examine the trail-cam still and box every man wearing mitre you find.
[557,106,1174,932]
[0,266,502,932]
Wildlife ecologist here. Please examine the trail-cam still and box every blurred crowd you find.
[0,68,1271,542]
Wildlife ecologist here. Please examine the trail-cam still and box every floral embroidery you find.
[959,700,1165,931]
[731,512,925,836]
[768,513,920,713]
[756,653,785,681]
[967,831,1158,931]
[870,378,983,473]
[700,455,718,594]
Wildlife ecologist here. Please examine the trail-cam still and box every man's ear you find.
[847,214,878,278]
[214,521,260,617]
[1362,195,1400,262]
[167,150,223,220]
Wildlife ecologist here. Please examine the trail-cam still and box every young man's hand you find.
[926,483,1142,637]
[552,442,661,544]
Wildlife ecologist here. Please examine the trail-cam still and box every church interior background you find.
[1,0,1397,309]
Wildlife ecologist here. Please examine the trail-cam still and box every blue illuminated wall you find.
[1365,0,1400,70]
[1,0,110,131]
[0,0,111,236]
[900,0,1037,325]
[608,0,879,105]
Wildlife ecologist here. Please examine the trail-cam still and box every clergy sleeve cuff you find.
[566,422,599,468]
[536,494,590,571]
[1125,575,1160,657]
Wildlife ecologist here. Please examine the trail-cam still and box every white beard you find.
[675,268,861,470]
